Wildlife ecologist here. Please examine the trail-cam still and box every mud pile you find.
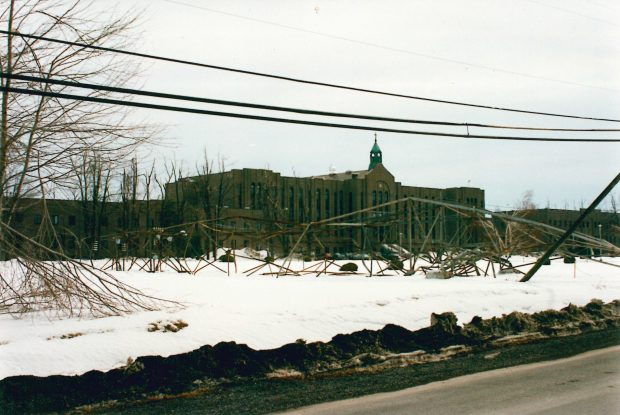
[1,299,618,413]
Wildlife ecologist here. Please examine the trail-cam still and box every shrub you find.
[340,262,358,272]
[218,253,235,262]
[563,256,576,264]
[264,256,275,263]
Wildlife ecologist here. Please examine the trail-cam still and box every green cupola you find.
[368,135,382,170]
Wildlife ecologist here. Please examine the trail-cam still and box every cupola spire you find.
[368,133,382,170]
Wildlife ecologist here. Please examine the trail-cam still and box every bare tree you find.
[185,153,231,258]
[517,189,537,211]
[156,158,186,227]
[72,150,113,257]
[0,0,165,316]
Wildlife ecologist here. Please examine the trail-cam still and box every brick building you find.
[167,139,486,255]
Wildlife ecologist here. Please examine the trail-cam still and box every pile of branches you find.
[0,222,177,317]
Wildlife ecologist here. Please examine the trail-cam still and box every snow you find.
[1,255,619,379]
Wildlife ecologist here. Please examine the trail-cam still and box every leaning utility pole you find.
[520,172,620,282]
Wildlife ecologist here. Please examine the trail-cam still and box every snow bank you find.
[1,256,618,379]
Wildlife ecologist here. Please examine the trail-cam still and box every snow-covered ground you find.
[1,255,619,379]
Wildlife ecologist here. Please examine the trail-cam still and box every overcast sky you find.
[111,0,618,210]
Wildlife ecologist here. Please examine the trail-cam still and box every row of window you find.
[25,214,156,228]
[31,214,77,226]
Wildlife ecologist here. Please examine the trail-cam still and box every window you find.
[289,187,295,220]
[372,191,377,206]
[100,216,108,226]
[15,213,24,223]
[316,189,321,220]
[68,215,76,226]
[325,190,330,218]
[250,183,256,209]
[257,183,263,209]
[34,214,42,225]
[52,215,59,225]
[298,190,304,222]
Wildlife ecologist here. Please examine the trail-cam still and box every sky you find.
[106,0,618,210]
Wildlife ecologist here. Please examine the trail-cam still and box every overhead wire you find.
[164,0,620,90]
[4,85,620,143]
[3,73,619,133]
[2,29,619,124]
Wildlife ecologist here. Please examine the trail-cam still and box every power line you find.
[5,86,620,143]
[524,0,619,27]
[164,0,620,91]
[2,29,619,124]
[4,73,619,133]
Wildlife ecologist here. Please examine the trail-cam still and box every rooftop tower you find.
[368,134,382,170]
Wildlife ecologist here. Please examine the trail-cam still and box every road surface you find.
[283,346,620,415]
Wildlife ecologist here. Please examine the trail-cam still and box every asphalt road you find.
[282,346,620,415]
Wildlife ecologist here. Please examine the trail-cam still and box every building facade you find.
[167,139,486,255]
[9,139,615,259]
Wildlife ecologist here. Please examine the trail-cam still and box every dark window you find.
[250,183,256,209]
[34,214,42,225]
[100,216,108,226]
[68,215,76,226]
[238,184,243,208]
[372,191,377,206]
[316,189,321,220]
[289,187,295,220]
[15,213,24,223]
[325,190,330,218]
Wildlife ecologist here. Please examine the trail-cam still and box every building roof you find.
[310,169,370,181]
[371,138,382,154]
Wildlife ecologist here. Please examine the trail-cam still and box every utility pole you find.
[520,172,620,282]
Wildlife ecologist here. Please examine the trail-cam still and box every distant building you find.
[13,139,614,259]
[167,138,486,255]
[502,208,619,247]
[7,197,162,258]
